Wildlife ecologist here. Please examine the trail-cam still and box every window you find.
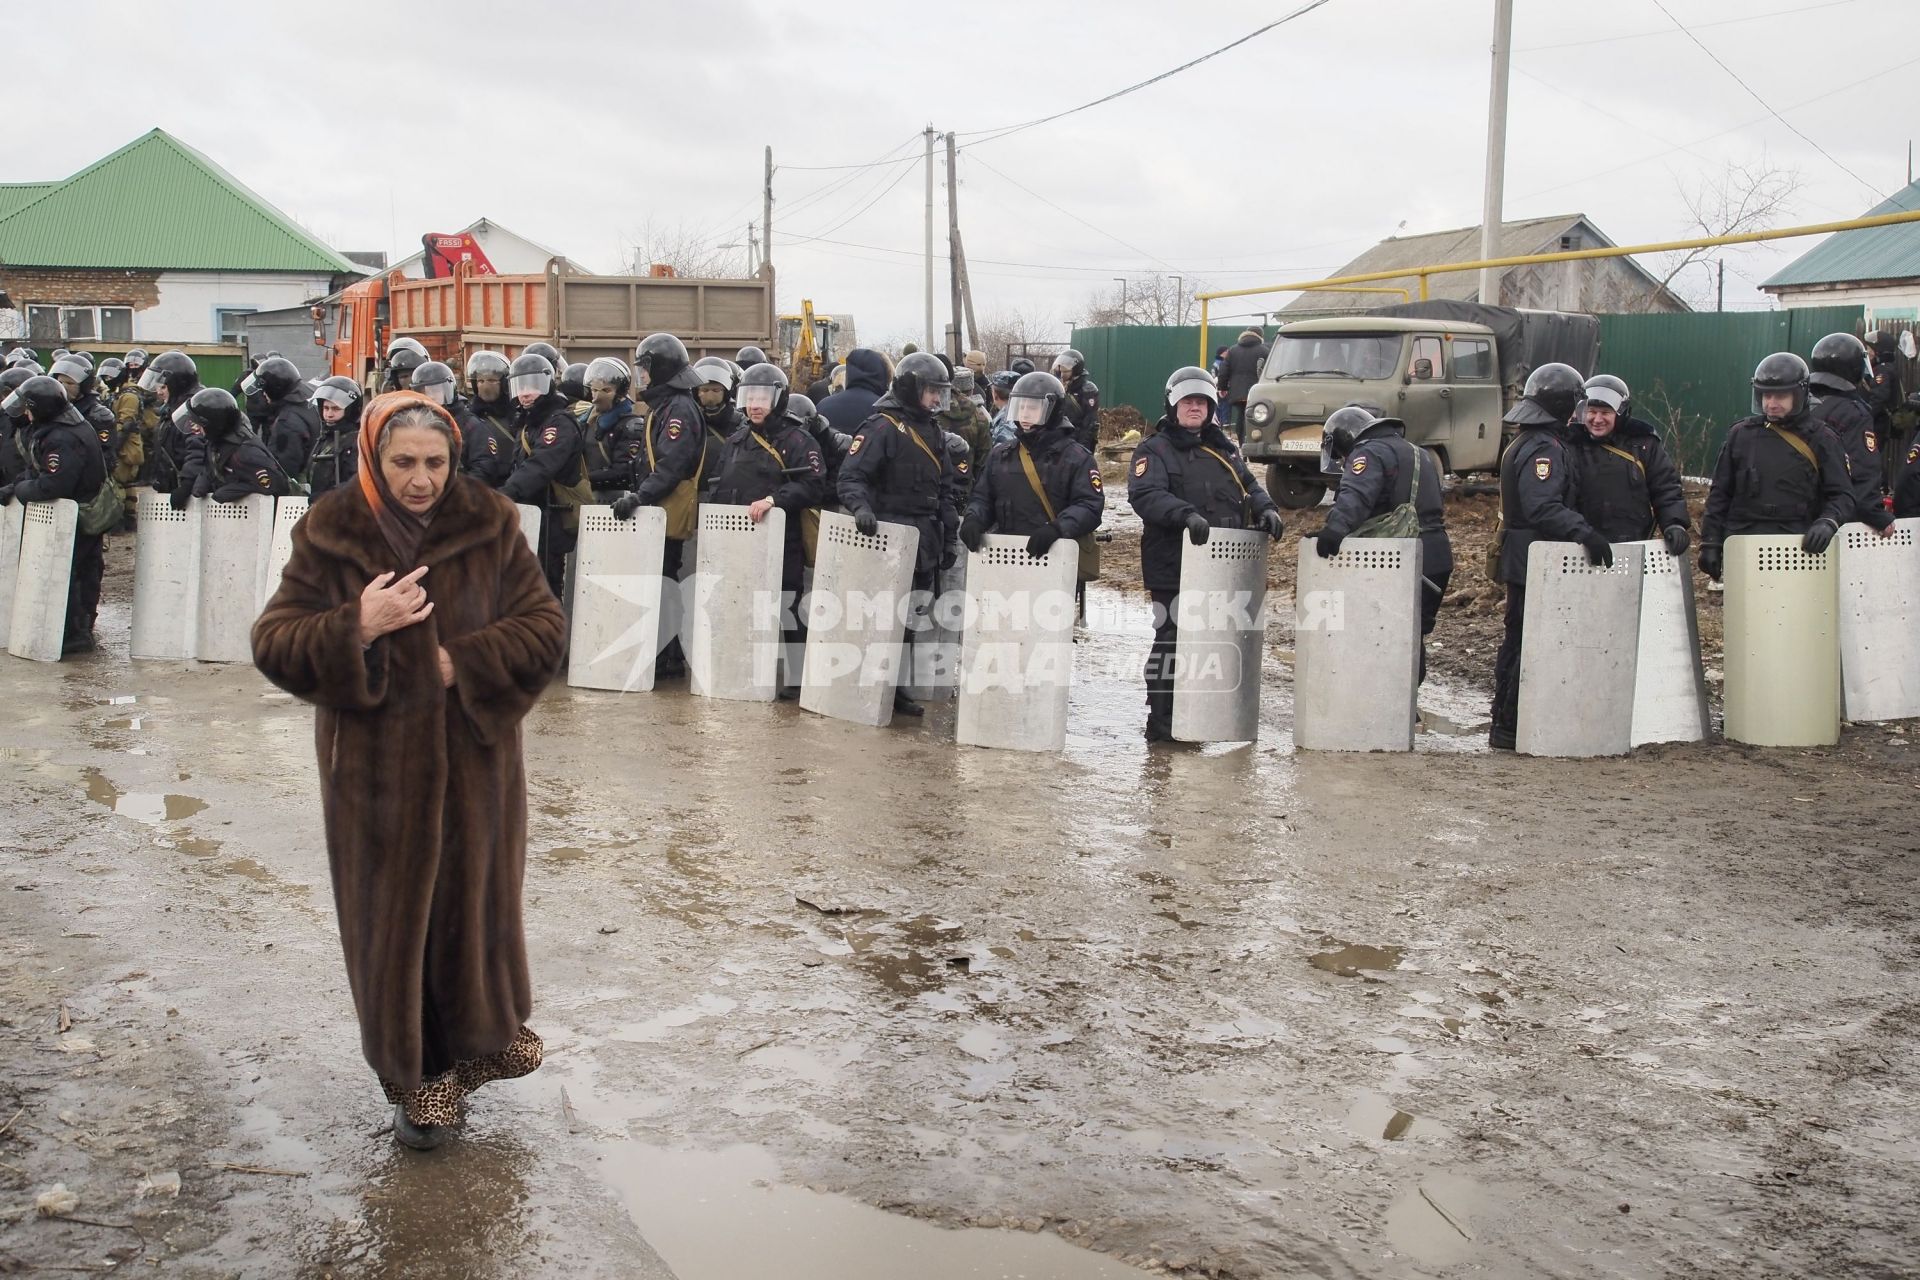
[339,305,354,343]
[22,304,137,343]
[26,306,59,343]
[1451,337,1494,380]
[1267,333,1401,381]
[1409,335,1443,380]
[101,308,133,342]
[215,307,256,345]
[61,308,96,341]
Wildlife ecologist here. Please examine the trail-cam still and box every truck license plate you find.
[1280,438,1319,452]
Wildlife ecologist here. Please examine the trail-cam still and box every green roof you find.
[1762,180,1920,290]
[0,129,358,275]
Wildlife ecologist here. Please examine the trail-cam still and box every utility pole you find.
[1717,260,1725,313]
[945,132,963,361]
[923,126,937,351]
[1172,275,1184,324]
[1478,0,1514,306]
[763,145,775,350]
[954,230,979,353]
[1113,277,1128,323]
[745,222,757,274]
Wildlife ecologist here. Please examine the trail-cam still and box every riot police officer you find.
[180,386,290,506]
[0,375,109,654]
[501,353,591,595]
[1700,353,1856,582]
[936,358,993,481]
[962,369,1105,562]
[459,351,519,487]
[1572,375,1691,548]
[0,367,35,484]
[139,351,202,496]
[789,393,849,492]
[93,358,145,494]
[307,376,364,500]
[581,357,646,501]
[1806,332,1892,530]
[241,355,324,480]
[734,345,769,368]
[1896,432,1920,518]
[709,363,829,697]
[692,356,745,448]
[1050,348,1102,454]
[1313,404,1453,683]
[50,355,120,475]
[382,337,429,392]
[1488,364,1615,750]
[1127,366,1285,743]
[837,350,963,717]
[612,333,708,678]
[409,361,462,416]
[522,342,565,374]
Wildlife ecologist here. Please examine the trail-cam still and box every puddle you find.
[1346,1090,1449,1143]
[544,846,590,863]
[1384,1172,1488,1267]
[81,766,208,823]
[612,995,738,1043]
[599,1142,1146,1279]
[1307,940,1404,978]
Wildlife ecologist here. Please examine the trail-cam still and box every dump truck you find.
[321,259,774,391]
[1239,300,1601,508]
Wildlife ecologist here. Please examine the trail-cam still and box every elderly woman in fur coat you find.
[253,392,568,1150]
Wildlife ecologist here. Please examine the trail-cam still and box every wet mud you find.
[3,538,1919,1278]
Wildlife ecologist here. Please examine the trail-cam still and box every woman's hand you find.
[438,646,456,688]
[358,566,433,646]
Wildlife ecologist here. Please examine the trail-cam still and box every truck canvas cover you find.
[1369,301,1600,395]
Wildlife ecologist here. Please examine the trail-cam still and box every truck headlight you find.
[1248,402,1273,426]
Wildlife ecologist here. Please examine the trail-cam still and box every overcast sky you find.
[17,0,1919,347]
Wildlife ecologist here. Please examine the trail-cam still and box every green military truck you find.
[1239,300,1601,507]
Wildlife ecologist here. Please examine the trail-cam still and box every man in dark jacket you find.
[962,370,1105,555]
[0,375,109,654]
[1805,332,1893,530]
[179,387,291,504]
[613,334,709,678]
[140,351,202,496]
[1312,404,1453,684]
[1049,348,1103,453]
[1571,376,1691,547]
[837,351,961,717]
[1127,365,1285,743]
[243,356,324,481]
[50,355,120,471]
[501,353,590,596]
[459,351,520,488]
[817,347,890,435]
[306,377,364,500]
[1699,352,1858,583]
[1489,364,1609,751]
[1218,328,1270,440]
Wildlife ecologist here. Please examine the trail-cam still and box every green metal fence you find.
[1077,307,1866,472]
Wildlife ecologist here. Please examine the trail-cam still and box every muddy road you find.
[3,543,1919,1279]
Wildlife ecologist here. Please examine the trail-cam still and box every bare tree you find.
[1081,274,1208,327]
[971,304,1066,369]
[1642,157,1803,312]
[620,218,751,279]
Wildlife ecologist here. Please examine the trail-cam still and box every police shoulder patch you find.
[956,460,969,474]
[665,422,683,440]
[1350,456,1368,475]
[1089,468,1103,490]
[486,437,498,454]
[849,435,865,454]
[1909,444,1919,465]
[256,469,272,487]
[45,452,60,473]
[1533,457,1552,480]
[541,425,559,446]
[1866,431,1879,453]
[1133,457,1148,477]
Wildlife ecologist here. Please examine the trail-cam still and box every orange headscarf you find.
[357,392,466,565]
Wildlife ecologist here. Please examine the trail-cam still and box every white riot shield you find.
[568,504,668,693]
[800,510,918,728]
[1171,528,1270,743]
[1837,519,1920,722]
[1293,537,1422,752]
[131,490,201,661]
[0,500,23,641]
[1517,541,1645,758]
[1724,534,1840,746]
[1628,539,1709,746]
[193,495,275,664]
[7,500,79,662]
[687,504,786,702]
[955,534,1078,752]
[908,536,966,702]
[262,496,308,610]
[517,504,542,558]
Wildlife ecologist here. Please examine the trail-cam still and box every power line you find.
[964,153,1179,271]
[1649,0,1886,200]
[783,157,922,245]
[950,0,1336,150]
[1520,0,1861,51]
[771,229,1330,278]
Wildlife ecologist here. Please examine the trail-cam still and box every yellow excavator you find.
[777,300,854,388]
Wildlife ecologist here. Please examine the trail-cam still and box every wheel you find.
[1266,463,1327,509]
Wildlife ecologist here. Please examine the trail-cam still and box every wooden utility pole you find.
[1477,0,1514,305]
[923,127,937,351]
[764,144,776,348]
[946,132,964,361]
[954,229,979,354]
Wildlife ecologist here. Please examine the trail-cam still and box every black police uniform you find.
[1896,436,1920,518]
[1574,416,1690,543]
[6,408,108,650]
[806,415,851,494]
[1490,422,1603,747]
[965,416,1104,545]
[182,422,291,502]
[1320,427,1455,668]
[0,413,27,484]
[307,421,361,500]
[72,393,120,467]
[1700,412,1853,552]
[585,399,648,501]
[149,385,203,493]
[1127,414,1279,738]
[459,399,519,489]
[628,384,707,580]
[502,392,589,593]
[1061,375,1102,454]
[709,416,830,682]
[1808,385,1892,529]
[261,391,323,480]
[837,390,961,591]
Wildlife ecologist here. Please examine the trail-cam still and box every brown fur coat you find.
[252,475,567,1090]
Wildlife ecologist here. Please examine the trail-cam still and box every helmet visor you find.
[923,384,952,413]
[0,391,21,416]
[1009,394,1051,428]
[739,384,779,414]
[419,380,456,405]
[312,383,357,410]
[509,371,552,398]
[138,368,163,392]
[240,372,261,396]
[1167,374,1216,405]
[1584,386,1625,413]
[171,402,192,425]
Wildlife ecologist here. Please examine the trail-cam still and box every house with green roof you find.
[1760,180,1920,324]
[0,129,365,348]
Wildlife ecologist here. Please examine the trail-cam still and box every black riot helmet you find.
[891,350,952,414]
[11,375,72,424]
[1505,362,1585,428]
[411,360,458,405]
[522,341,564,373]
[245,355,305,401]
[186,386,245,440]
[312,376,363,427]
[735,345,768,367]
[1319,404,1404,475]
[1752,351,1810,421]
[142,350,198,400]
[584,356,632,400]
[122,347,149,372]
[633,332,695,391]
[785,392,817,424]
[692,357,739,422]
[1808,331,1868,392]
[386,336,428,367]
[508,352,555,399]
[558,362,590,403]
[465,350,511,400]
[737,362,790,422]
[1163,365,1219,414]
[1008,370,1064,433]
[50,355,95,398]
[0,366,33,417]
[97,357,127,389]
[6,347,39,367]
[1049,348,1086,384]
[386,344,426,386]
[1583,373,1631,419]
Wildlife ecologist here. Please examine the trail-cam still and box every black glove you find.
[1699,544,1723,581]
[1662,525,1690,556]
[1026,523,1061,558]
[1863,500,1895,532]
[1258,509,1285,539]
[1315,527,1343,559]
[1185,513,1210,546]
[853,508,878,537]
[959,515,986,552]
[1578,531,1613,568]
[170,487,190,512]
[939,545,958,571]
[1802,518,1838,554]
[149,474,172,494]
[193,477,213,500]
[0,486,13,506]
[611,491,643,521]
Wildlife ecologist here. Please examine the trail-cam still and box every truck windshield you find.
[1267,334,1400,381]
